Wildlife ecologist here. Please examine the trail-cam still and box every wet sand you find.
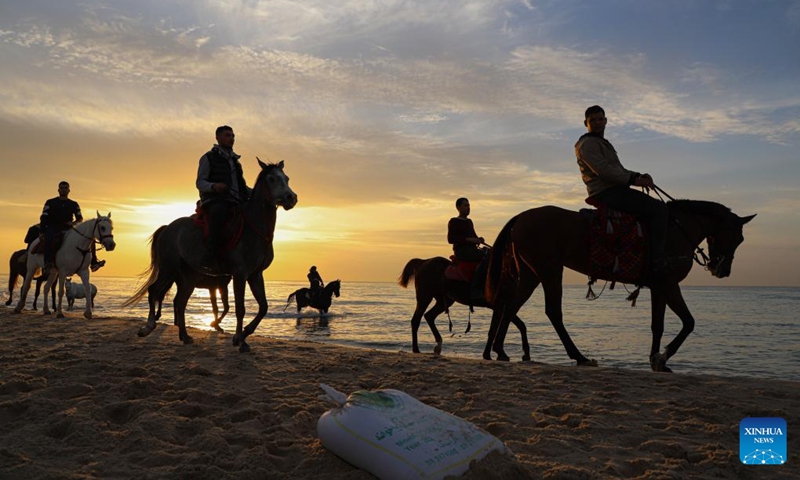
[0,310,796,479]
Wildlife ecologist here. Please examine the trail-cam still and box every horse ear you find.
[257,157,267,170]
[107,212,112,218]
[96,210,101,218]
[740,214,756,225]
[278,160,284,169]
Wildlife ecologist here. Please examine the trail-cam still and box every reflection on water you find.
[6,276,799,381]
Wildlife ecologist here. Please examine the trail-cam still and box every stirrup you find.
[91,260,106,272]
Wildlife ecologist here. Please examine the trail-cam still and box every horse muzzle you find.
[279,192,298,210]
[104,238,117,252]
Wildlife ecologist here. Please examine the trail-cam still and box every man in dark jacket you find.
[39,181,104,276]
[447,197,488,300]
[196,125,252,271]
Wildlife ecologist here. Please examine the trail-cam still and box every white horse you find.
[14,213,116,319]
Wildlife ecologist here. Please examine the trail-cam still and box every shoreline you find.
[0,310,797,479]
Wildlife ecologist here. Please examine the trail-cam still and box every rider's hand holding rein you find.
[212,183,228,193]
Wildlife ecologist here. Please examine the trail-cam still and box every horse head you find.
[95,211,117,252]
[706,212,756,278]
[255,158,297,210]
[328,279,341,298]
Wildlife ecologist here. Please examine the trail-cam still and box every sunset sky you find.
[1,0,798,286]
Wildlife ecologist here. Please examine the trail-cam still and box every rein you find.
[651,185,711,268]
[70,220,113,255]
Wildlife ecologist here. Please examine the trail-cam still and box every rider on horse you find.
[575,105,668,278]
[39,181,104,276]
[308,266,324,290]
[447,197,488,300]
[196,125,252,272]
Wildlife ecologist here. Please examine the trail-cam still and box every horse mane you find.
[667,199,732,219]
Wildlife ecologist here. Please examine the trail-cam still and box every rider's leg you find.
[42,226,57,275]
[201,200,229,270]
[90,243,105,272]
[593,186,669,271]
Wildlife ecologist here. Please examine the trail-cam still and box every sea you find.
[6,277,799,382]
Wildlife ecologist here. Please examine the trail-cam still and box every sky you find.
[0,0,798,286]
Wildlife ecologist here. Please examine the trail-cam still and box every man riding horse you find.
[196,125,252,273]
[39,181,104,277]
[575,105,668,278]
[447,197,488,300]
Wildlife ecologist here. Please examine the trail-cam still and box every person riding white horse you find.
[14,212,116,319]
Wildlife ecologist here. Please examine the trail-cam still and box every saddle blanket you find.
[444,257,478,283]
[192,203,244,251]
[586,205,648,284]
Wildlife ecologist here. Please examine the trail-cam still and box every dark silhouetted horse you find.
[123,160,297,352]
[485,200,755,372]
[6,248,54,310]
[399,257,530,360]
[285,280,341,317]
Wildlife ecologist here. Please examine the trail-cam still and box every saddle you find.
[29,231,64,256]
[444,256,479,283]
[583,197,648,284]
[192,203,245,251]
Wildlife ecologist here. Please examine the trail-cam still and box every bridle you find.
[71,218,114,254]
[651,185,717,270]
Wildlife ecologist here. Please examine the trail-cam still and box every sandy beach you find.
[0,309,796,479]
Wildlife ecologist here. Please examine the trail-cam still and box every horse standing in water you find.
[6,249,54,310]
[399,257,531,360]
[285,280,341,317]
[124,160,297,352]
[14,214,116,319]
[484,200,755,372]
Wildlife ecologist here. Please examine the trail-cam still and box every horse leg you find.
[423,296,453,355]
[649,285,669,372]
[231,276,247,348]
[239,273,269,353]
[173,281,194,344]
[540,271,595,366]
[209,288,223,332]
[139,277,172,337]
[55,271,68,318]
[410,293,433,354]
[659,283,696,373]
[33,278,43,311]
[509,315,531,361]
[219,285,229,324]
[76,271,92,319]
[13,268,36,314]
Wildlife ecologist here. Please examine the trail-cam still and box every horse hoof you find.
[433,344,442,355]
[4,300,11,306]
[239,342,250,353]
[577,358,598,367]
[522,355,531,362]
[496,353,510,362]
[214,326,224,333]
[182,335,194,345]
[12,307,22,314]
[482,353,492,360]
[138,324,156,337]
[57,313,65,319]
[232,335,241,347]
[84,311,92,320]
[412,347,421,354]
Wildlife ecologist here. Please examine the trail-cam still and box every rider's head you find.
[584,105,607,135]
[310,266,317,272]
[455,197,470,217]
[58,181,70,198]
[215,125,235,149]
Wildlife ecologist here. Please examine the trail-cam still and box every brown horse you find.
[484,200,755,372]
[6,249,54,310]
[123,160,297,352]
[399,257,531,361]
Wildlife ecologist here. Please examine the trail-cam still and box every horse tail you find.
[8,250,22,294]
[398,258,425,288]
[485,215,520,304]
[121,226,165,308]
[285,290,298,311]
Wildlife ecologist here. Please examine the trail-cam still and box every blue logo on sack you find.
[740,417,786,465]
